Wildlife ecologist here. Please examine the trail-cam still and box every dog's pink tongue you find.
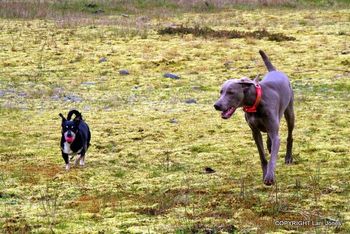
[221,107,236,119]
[66,137,74,143]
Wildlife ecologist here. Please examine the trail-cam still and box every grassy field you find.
[0,1,349,233]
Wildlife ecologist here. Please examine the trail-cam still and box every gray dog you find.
[214,50,294,185]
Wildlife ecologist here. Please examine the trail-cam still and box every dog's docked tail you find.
[259,50,276,72]
[67,109,82,121]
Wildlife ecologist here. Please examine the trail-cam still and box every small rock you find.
[93,9,104,14]
[192,86,201,91]
[18,92,27,97]
[0,90,5,97]
[204,167,215,174]
[51,95,60,100]
[121,14,129,18]
[81,81,96,86]
[119,69,130,75]
[163,73,180,80]
[169,118,178,124]
[64,94,83,102]
[185,98,197,104]
[99,57,107,63]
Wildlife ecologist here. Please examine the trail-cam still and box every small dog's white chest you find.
[63,142,73,154]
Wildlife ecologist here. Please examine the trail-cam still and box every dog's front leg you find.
[74,155,81,166]
[79,149,86,166]
[62,152,70,170]
[264,132,280,185]
[251,129,268,179]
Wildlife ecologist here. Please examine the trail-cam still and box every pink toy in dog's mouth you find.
[65,136,74,143]
[221,107,236,119]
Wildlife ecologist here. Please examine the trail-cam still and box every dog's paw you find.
[65,164,70,170]
[79,159,85,166]
[264,174,275,186]
[285,156,293,165]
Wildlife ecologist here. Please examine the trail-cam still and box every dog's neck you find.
[242,83,262,112]
[243,84,258,106]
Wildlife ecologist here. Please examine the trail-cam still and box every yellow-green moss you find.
[0,7,349,233]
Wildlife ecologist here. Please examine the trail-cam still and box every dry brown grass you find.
[0,1,51,19]
[175,0,295,7]
[0,0,345,21]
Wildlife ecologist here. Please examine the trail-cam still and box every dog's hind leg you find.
[79,149,86,166]
[284,100,294,164]
[266,135,272,154]
[74,155,81,166]
[80,155,85,166]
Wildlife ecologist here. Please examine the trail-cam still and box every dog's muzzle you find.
[64,131,75,143]
[214,103,236,119]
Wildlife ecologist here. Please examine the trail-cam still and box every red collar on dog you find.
[243,83,262,113]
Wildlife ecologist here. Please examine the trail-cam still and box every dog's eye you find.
[227,91,234,95]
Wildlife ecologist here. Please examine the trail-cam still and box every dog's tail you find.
[67,109,82,121]
[259,50,276,72]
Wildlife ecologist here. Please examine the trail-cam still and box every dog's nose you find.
[214,103,221,111]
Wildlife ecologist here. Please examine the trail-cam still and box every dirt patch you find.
[178,222,237,233]
[134,194,178,216]
[2,216,31,234]
[158,25,296,41]
[1,163,61,184]
[22,164,61,178]
[67,195,102,213]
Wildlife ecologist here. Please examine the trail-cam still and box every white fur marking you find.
[80,156,85,166]
[65,164,70,170]
[63,142,73,154]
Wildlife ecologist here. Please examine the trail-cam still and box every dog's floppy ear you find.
[237,77,254,84]
[237,77,255,85]
[237,77,255,94]
[59,113,66,122]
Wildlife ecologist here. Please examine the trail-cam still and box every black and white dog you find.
[59,110,91,170]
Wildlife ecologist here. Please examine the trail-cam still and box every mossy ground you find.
[0,6,349,233]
